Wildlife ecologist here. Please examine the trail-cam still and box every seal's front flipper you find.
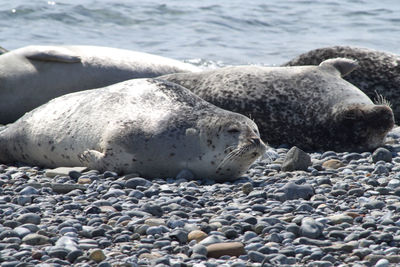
[78,150,106,171]
[23,46,81,63]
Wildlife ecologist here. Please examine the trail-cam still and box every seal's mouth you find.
[216,138,266,170]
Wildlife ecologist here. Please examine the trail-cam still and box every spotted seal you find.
[283,46,400,121]
[160,58,394,152]
[0,78,266,181]
[0,45,200,124]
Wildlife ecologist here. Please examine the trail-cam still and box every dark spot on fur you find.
[198,156,202,160]
[211,161,215,165]
[51,146,55,152]
[207,139,212,145]
[170,153,175,157]
[139,161,143,165]
[37,143,41,147]
[132,158,137,162]
[43,155,48,159]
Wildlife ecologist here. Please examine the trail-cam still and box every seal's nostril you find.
[251,138,260,145]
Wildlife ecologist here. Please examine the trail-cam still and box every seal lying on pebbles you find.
[0,78,266,182]
[283,46,400,121]
[160,58,394,152]
[0,45,200,124]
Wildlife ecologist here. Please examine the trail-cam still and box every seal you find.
[160,58,394,152]
[0,45,200,124]
[0,78,266,182]
[283,46,400,121]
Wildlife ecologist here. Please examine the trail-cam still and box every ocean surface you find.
[1,0,399,66]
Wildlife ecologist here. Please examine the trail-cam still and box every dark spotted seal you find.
[0,45,200,124]
[160,58,394,152]
[284,46,400,121]
[0,78,266,182]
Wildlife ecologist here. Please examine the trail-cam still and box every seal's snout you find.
[368,105,395,133]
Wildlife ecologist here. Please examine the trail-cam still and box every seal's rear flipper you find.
[23,46,81,63]
[319,58,359,77]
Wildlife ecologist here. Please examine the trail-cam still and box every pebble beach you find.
[2,126,400,267]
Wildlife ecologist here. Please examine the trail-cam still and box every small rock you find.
[281,146,312,172]
[89,249,106,263]
[275,182,314,201]
[17,213,41,225]
[322,159,345,169]
[372,148,392,163]
[192,244,207,256]
[300,217,324,239]
[242,182,253,194]
[328,214,354,225]
[206,242,245,258]
[363,200,386,210]
[375,258,390,267]
[22,234,50,245]
[188,230,208,243]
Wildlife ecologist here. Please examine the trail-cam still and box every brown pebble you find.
[206,242,245,258]
[89,249,106,263]
[322,159,345,169]
[188,230,208,243]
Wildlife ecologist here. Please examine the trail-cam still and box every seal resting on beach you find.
[0,78,266,182]
[160,58,394,152]
[0,45,200,124]
[283,46,400,121]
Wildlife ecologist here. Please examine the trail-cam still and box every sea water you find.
[0,0,399,66]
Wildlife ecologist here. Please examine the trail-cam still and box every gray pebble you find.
[372,148,392,163]
[281,146,312,172]
[299,217,324,239]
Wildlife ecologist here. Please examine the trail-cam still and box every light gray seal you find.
[160,58,394,152]
[284,46,400,121]
[0,78,266,182]
[0,45,200,124]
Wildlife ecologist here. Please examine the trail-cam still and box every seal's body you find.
[284,46,400,121]
[0,45,200,124]
[0,78,266,181]
[161,58,394,151]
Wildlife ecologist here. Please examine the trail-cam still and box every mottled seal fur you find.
[160,58,394,152]
[0,45,200,124]
[0,78,266,182]
[284,46,400,121]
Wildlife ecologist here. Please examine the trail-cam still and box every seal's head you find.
[331,103,394,152]
[184,112,267,182]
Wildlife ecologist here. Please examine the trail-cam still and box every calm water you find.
[1,0,399,66]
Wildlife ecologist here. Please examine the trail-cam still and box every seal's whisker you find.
[374,91,392,108]
[217,143,256,169]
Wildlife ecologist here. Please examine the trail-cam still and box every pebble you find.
[206,242,245,258]
[281,146,312,171]
[372,148,392,163]
[3,132,400,266]
[89,249,106,263]
[299,217,324,239]
[188,230,208,243]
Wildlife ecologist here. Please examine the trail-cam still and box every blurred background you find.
[1,0,399,66]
